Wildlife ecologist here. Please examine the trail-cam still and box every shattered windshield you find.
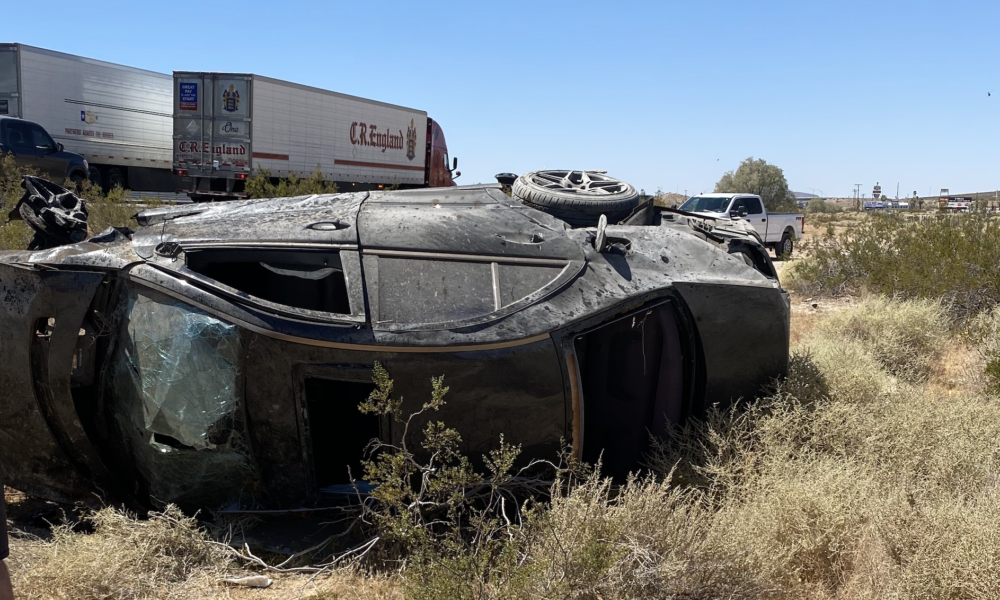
[678,196,731,213]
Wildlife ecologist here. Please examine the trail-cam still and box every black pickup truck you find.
[0,116,88,184]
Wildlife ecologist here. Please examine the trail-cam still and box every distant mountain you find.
[793,191,819,199]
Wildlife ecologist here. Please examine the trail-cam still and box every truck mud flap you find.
[0,264,108,503]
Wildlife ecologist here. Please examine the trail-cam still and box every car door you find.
[27,122,66,181]
[741,196,768,240]
[2,119,38,171]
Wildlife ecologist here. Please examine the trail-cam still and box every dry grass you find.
[5,501,402,600]
[8,506,229,600]
[636,296,1000,599]
[406,296,997,599]
[394,296,1000,599]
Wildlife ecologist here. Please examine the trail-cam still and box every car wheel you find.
[87,166,103,190]
[777,232,793,260]
[70,172,86,192]
[512,170,640,227]
[107,167,126,191]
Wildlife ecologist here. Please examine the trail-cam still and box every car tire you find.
[776,232,793,260]
[88,166,103,190]
[512,170,640,227]
[107,167,126,192]
[69,171,86,192]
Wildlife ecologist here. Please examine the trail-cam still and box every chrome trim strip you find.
[182,242,359,251]
[490,262,501,311]
[125,270,552,354]
[364,248,569,267]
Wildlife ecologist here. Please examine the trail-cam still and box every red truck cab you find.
[427,118,458,187]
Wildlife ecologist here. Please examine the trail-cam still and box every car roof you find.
[690,193,760,198]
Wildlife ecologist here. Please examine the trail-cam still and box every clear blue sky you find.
[5,0,999,198]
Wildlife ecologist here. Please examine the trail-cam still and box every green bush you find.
[804,198,842,214]
[245,166,338,199]
[788,212,1000,320]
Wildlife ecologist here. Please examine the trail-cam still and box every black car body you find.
[0,183,789,510]
[0,116,88,183]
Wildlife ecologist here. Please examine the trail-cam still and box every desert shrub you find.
[84,184,163,237]
[962,305,1000,394]
[245,166,338,199]
[804,198,842,214]
[809,296,948,382]
[0,152,37,211]
[0,153,36,251]
[634,298,1000,598]
[0,220,32,251]
[797,333,899,403]
[355,363,561,600]
[788,213,1000,320]
[400,299,984,599]
[9,506,231,600]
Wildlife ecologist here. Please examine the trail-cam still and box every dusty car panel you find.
[0,264,108,502]
[0,181,790,509]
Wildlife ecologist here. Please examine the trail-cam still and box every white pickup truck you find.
[677,193,804,258]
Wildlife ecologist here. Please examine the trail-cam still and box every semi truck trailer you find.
[0,43,175,192]
[172,72,458,201]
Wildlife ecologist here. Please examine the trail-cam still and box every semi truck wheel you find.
[107,167,126,192]
[87,166,103,190]
[512,170,640,227]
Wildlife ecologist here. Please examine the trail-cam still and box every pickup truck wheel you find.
[777,233,793,260]
[512,170,640,227]
[69,172,85,192]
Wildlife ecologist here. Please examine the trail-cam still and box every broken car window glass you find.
[186,249,350,314]
[107,285,251,507]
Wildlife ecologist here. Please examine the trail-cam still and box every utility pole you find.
[854,183,862,211]
[896,182,899,199]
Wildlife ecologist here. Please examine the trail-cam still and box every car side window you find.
[745,197,763,215]
[3,122,33,152]
[29,124,55,151]
[731,197,746,213]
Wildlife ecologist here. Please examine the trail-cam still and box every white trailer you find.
[173,72,456,200]
[0,43,175,192]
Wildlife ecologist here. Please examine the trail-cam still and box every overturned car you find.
[0,172,789,510]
